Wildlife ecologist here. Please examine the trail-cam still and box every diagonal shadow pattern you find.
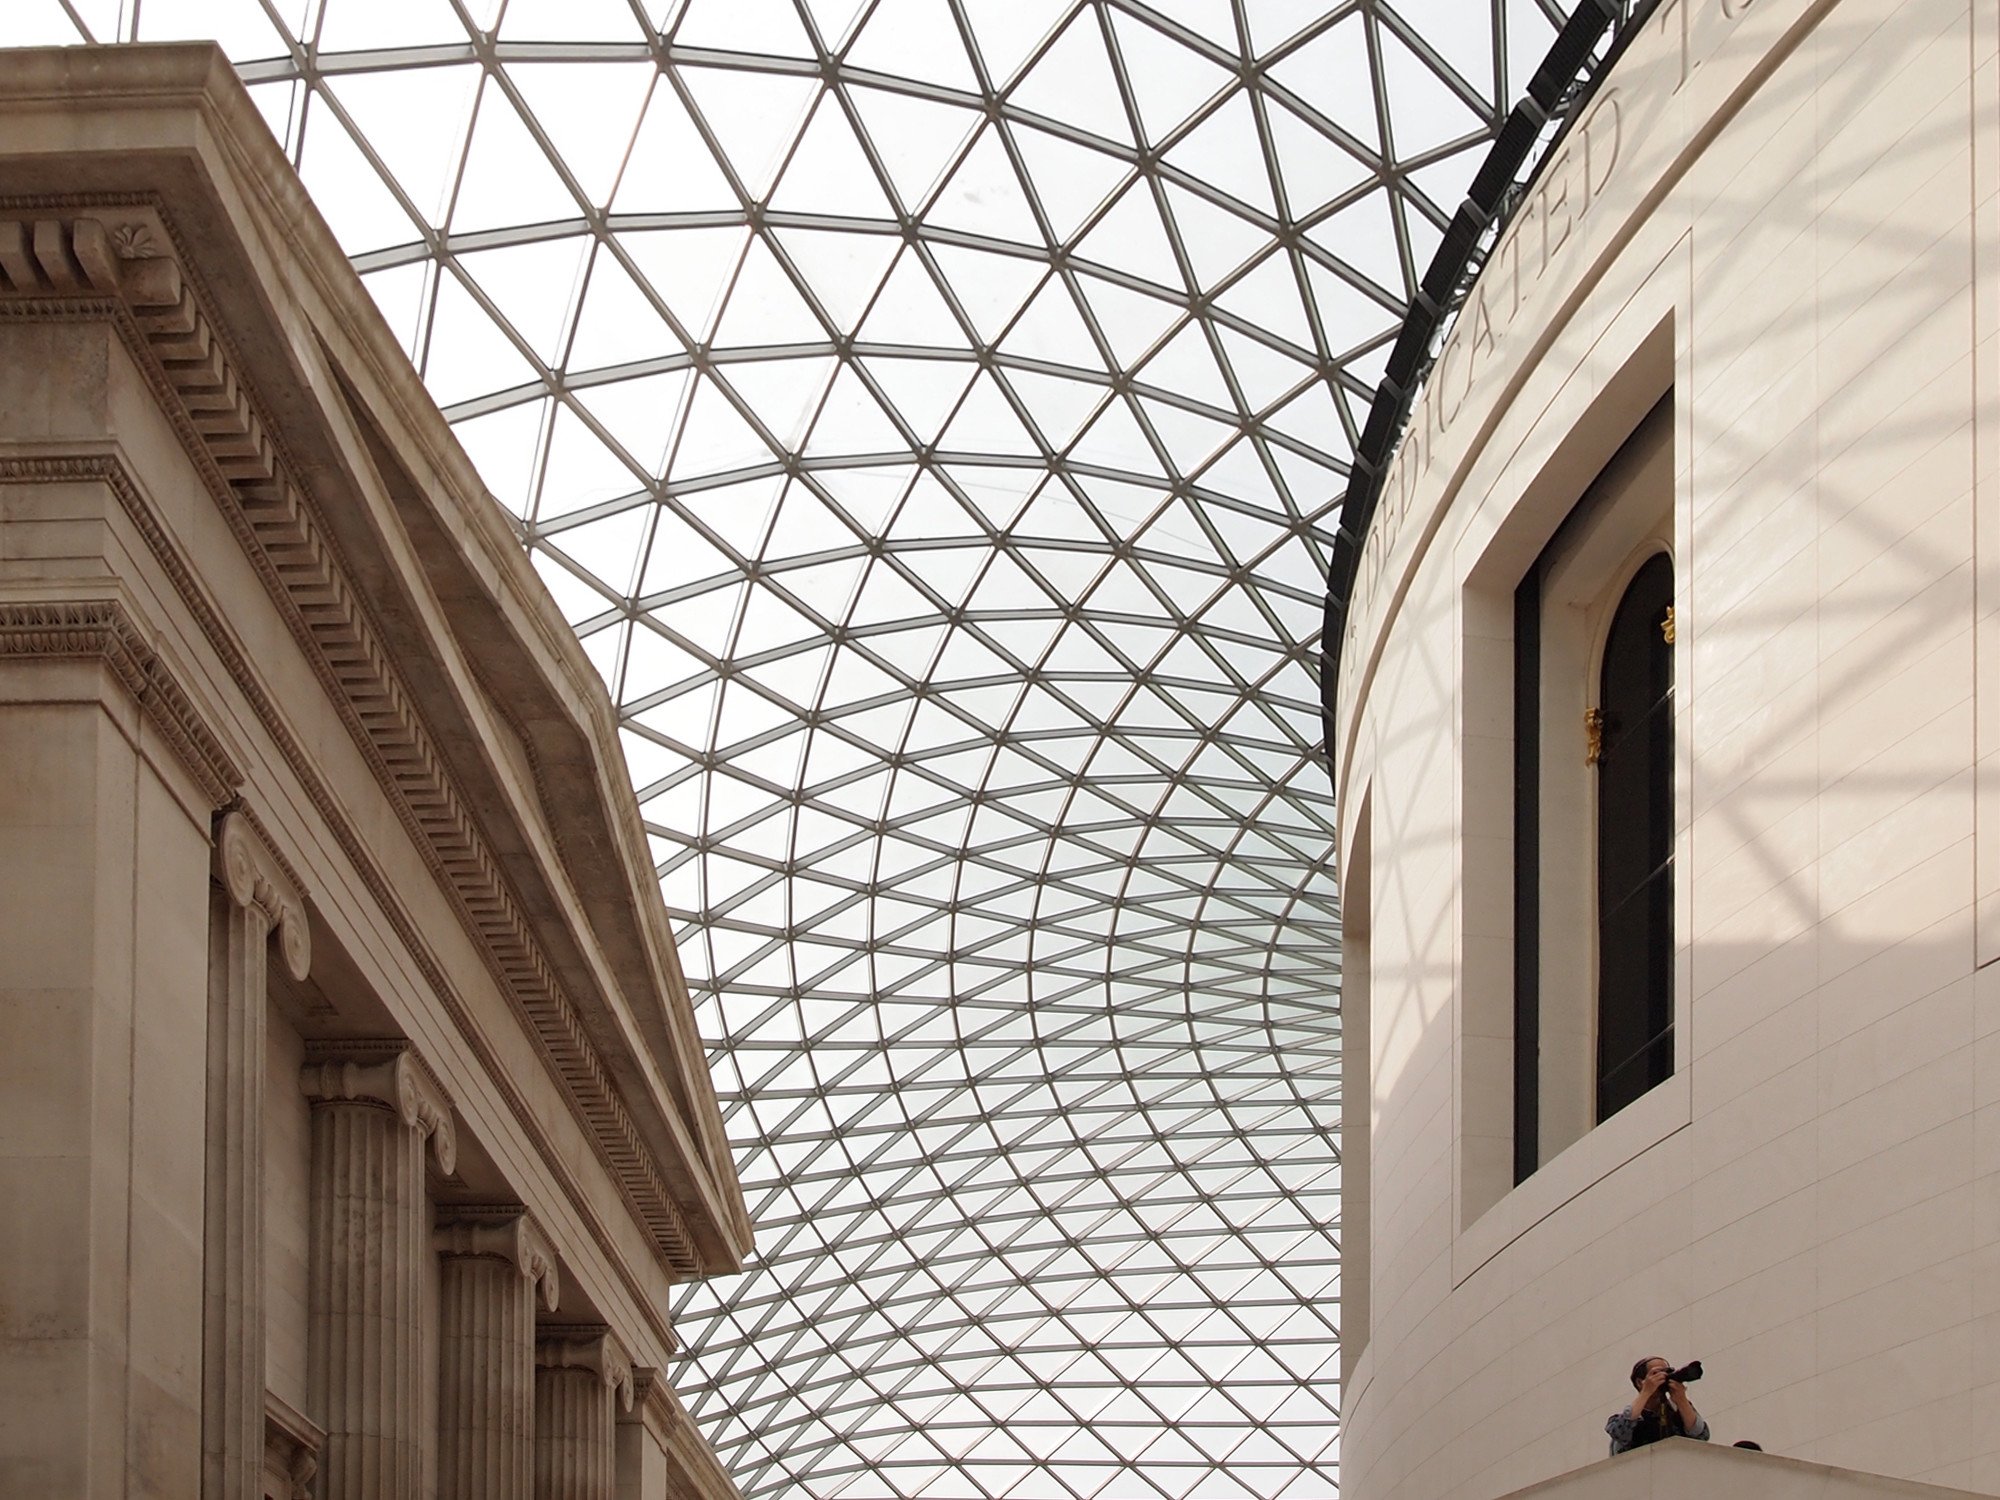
[2,1,1571,1495]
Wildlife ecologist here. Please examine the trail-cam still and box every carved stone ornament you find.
[214,810,311,981]
[535,1326,636,1412]
[300,1041,458,1174]
[0,596,241,806]
[261,1391,323,1500]
[435,1208,561,1312]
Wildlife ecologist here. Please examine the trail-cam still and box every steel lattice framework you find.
[4,1,1568,1495]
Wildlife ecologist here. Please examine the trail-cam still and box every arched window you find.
[1594,551,1674,1122]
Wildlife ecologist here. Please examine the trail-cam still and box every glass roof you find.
[4,2,1567,1495]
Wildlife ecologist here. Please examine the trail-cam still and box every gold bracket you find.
[1661,605,1676,644]
[1584,707,1604,766]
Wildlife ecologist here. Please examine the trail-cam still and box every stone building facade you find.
[1332,0,2000,1495]
[0,44,752,1500]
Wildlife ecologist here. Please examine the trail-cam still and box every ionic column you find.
[535,1327,635,1500]
[435,1208,561,1500]
[300,1042,456,1500]
[205,812,311,1500]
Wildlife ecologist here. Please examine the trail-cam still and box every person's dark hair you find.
[1628,1357,1657,1390]
[1733,1441,1763,1451]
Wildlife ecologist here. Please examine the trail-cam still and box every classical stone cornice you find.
[0,203,707,1275]
[301,1040,457,1174]
[261,1392,323,1500]
[536,1326,635,1412]
[434,1207,562,1312]
[0,594,241,807]
[213,809,311,981]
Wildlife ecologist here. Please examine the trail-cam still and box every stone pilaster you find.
[301,1042,456,1500]
[435,1208,561,1500]
[205,811,310,1500]
[535,1327,635,1500]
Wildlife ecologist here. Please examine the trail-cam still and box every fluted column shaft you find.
[535,1329,633,1500]
[303,1044,456,1500]
[204,813,310,1500]
[437,1211,560,1500]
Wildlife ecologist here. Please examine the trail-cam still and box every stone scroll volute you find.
[214,810,311,982]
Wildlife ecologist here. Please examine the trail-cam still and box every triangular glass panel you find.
[927,125,1042,245]
[507,62,656,208]
[1138,320,1237,416]
[422,272,542,408]
[999,276,1108,373]
[1105,9,1235,145]
[1001,369,1107,453]
[804,364,910,457]
[723,355,838,451]
[547,503,650,598]
[576,369,692,476]
[456,236,590,365]
[800,0,869,49]
[1215,325,1314,413]
[680,66,819,198]
[958,0,1074,87]
[449,87,578,234]
[637,508,734,596]
[1213,248,1314,352]
[359,263,430,361]
[674,0,815,54]
[771,93,897,220]
[863,357,979,446]
[1007,8,1134,146]
[1304,187,1404,297]
[301,106,422,255]
[1164,89,1277,216]
[774,227,902,334]
[613,81,741,214]
[618,226,748,343]
[844,0,979,91]
[325,64,480,225]
[499,0,646,39]
[937,372,1041,458]
[137,0,289,55]
[856,247,968,348]
[449,399,549,518]
[536,404,646,520]
[926,245,1046,346]
[845,85,982,215]
[1071,273,1181,368]
[1005,125,1132,246]
[567,250,684,374]
[1074,179,1183,291]
[1069,397,1165,479]
[1266,12,1382,154]
[1162,182,1273,296]
[1263,97,1375,218]
[667,374,777,479]
[1379,23,1489,160]
[711,235,826,347]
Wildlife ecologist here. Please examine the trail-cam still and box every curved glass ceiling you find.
[5,1,1566,1495]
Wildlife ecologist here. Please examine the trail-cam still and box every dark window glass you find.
[1595,552,1674,1122]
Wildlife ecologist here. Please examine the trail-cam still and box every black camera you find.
[1666,1360,1703,1385]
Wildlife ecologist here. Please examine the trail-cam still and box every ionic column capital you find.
[536,1326,635,1412]
[300,1041,456,1174]
[434,1207,560,1312]
[213,810,310,980]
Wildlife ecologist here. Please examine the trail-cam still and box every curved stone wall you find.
[1333,0,2000,1495]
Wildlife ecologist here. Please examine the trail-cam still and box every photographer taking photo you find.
[1606,1356,1709,1454]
